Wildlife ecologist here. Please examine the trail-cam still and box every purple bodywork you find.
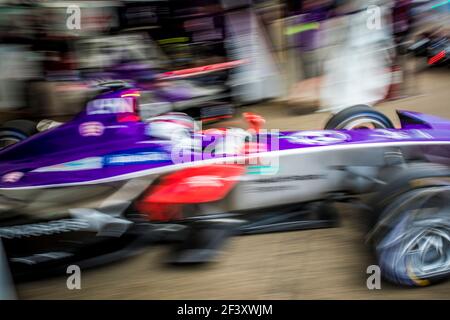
[1,89,450,190]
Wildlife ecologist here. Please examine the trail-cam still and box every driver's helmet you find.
[145,112,197,141]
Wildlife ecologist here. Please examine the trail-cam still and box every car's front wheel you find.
[0,119,37,150]
[369,164,450,286]
[324,105,395,130]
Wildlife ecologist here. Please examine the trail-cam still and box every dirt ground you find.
[15,67,450,299]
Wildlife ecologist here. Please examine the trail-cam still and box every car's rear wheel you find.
[0,119,37,150]
[324,105,395,130]
[369,163,450,286]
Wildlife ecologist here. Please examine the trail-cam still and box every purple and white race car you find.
[0,84,450,288]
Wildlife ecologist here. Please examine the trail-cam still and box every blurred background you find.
[0,0,448,120]
[0,0,449,298]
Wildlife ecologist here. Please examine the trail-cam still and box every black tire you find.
[368,163,450,287]
[0,119,37,149]
[324,105,395,130]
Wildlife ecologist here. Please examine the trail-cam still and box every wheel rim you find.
[378,186,450,281]
[0,137,21,150]
[337,116,388,130]
[406,227,450,277]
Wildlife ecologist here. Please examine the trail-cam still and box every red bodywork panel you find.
[136,164,245,221]
[428,50,446,65]
[144,164,244,204]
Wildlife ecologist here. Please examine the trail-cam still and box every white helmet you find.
[145,112,197,141]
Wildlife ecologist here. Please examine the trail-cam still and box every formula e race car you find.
[0,60,240,150]
[82,60,239,121]
[0,84,450,290]
[409,31,450,67]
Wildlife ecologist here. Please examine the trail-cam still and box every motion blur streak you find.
[0,0,449,300]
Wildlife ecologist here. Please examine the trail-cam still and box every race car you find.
[83,60,240,121]
[0,84,449,289]
[0,58,242,150]
[409,31,450,66]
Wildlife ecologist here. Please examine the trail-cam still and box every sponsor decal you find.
[183,175,225,188]
[103,151,171,166]
[86,98,134,115]
[79,121,105,137]
[244,174,326,193]
[32,157,103,172]
[251,174,326,184]
[246,165,280,175]
[1,172,24,183]
[369,129,411,140]
[0,219,90,239]
[281,131,350,145]
[245,185,292,193]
